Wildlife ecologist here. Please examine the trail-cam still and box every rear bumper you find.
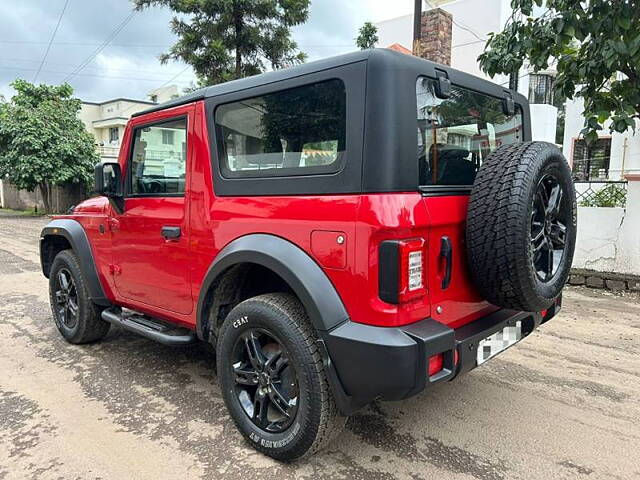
[321,297,561,415]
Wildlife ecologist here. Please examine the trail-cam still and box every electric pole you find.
[413,0,422,55]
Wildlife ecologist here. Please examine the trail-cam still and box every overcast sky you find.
[0,0,415,103]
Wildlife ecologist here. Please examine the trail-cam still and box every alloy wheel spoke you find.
[547,184,563,217]
[244,332,266,371]
[233,364,258,386]
[67,297,79,318]
[545,247,554,280]
[57,271,69,292]
[549,221,566,247]
[252,390,269,428]
[268,386,293,418]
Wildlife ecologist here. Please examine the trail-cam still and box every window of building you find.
[162,129,174,145]
[416,77,524,187]
[109,127,119,143]
[571,137,612,181]
[215,79,346,178]
[129,117,187,195]
[528,74,555,105]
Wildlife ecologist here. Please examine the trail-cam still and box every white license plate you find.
[477,321,522,365]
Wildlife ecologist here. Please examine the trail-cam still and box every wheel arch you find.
[196,234,349,342]
[40,219,111,306]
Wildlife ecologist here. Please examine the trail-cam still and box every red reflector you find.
[428,354,444,376]
[453,349,459,366]
[540,309,548,317]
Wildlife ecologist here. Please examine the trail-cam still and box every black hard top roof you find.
[133,48,521,117]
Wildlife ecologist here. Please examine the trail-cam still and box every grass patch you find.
[0,207,47,216]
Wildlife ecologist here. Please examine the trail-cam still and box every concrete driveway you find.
[0,213,638,480]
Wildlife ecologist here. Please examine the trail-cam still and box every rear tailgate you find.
[422,195,497,328]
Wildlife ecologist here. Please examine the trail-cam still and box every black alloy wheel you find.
[231,328,299,433]
[530,174,568,282]
[53,268,79,329]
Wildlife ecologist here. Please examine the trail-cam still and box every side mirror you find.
[94,162,124,213]
[95,162,122,197]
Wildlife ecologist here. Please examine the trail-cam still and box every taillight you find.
[379,238,427,304]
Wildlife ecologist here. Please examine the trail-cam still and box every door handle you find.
[439,236,453,290]
[161,226,181,240]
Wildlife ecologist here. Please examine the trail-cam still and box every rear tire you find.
[48,250,110,344]
[216,293,344,461]
[466,142,577,311]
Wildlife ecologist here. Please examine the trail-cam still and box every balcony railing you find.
[96,145,120,159]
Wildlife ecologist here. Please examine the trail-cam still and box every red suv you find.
[40,49,576,461]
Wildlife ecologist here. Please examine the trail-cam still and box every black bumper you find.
[321,298,561,416]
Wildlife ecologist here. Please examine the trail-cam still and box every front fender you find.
[40,219,110,306]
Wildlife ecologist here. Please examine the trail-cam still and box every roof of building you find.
[82,97,157,106]
[386,43,413,55]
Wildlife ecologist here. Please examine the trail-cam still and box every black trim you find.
[378,240,400,304]
[205,63,366,197]
[196,234,349,340]
[40,219,110,306]
[322,308,548,415]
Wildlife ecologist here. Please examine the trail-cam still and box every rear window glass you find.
[215,79,346,178]
[416,77,523,187]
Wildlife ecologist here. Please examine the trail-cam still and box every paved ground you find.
[0,212,639,480]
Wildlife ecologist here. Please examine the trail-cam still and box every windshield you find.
[416,77,523,187]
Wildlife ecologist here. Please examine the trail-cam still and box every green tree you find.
[479,0,640,143]
[0,80,98,213]
[133,0,310,86]
[356,21,378,50]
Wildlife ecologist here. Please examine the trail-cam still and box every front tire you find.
[216,293,344,461]
[48,249,110,344]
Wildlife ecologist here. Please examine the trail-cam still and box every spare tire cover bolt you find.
[436,306,443,314]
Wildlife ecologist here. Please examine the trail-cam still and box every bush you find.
[579,183,627,208]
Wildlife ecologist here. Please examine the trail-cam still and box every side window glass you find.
[130,118,187,195]
[215,79,346,177]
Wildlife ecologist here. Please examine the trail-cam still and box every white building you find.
[375,0,558,145]
[80,85,180,162]
[563,95,640,182]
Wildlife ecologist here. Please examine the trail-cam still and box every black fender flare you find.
[196,234,349,341]
[40,219,111,306]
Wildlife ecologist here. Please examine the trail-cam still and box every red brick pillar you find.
[416,8,453,66]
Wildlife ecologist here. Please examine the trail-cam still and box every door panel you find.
[110,110,193,315]
[422,195,497,328]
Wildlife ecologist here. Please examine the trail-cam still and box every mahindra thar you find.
[40,49,576,461]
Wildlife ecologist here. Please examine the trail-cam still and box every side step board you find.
[101,308,197,346]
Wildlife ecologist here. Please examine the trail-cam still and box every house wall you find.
[563,96,640,179]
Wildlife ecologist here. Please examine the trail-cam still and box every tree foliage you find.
[479,0,640,143]
[356,22,378,50]
[133,0,310,86]
[0,80,98,212]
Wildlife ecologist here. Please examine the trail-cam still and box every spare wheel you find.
[466,141,577,312]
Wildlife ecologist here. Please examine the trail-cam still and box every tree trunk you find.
[39,182,51,214]
[233,2,242,78]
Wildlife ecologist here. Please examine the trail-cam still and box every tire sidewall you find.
[521,147,577,308]
[216,298,322,460]
[49,251,89,341]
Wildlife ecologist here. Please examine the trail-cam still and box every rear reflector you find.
[428,353,444,377]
